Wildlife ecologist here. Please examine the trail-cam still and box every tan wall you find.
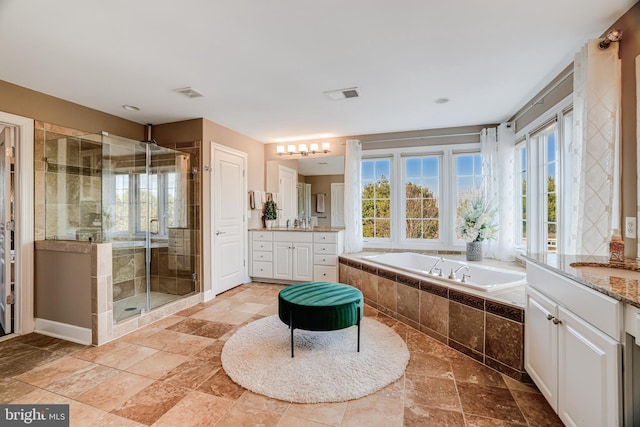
[35,250,92,328]
[0,80,144,140]
[304,174,345,227]
[203,118,265,229]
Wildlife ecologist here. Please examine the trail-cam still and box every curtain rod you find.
[362,131,481,144]
[511,69,574,123]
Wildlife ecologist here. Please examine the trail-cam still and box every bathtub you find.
[362,252,526,292]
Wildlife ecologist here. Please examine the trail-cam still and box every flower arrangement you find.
[263,199,278,221]
[456,193,497,242]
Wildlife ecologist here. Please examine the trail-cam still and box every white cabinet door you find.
[278,165,297,227]
[273,242,293,280]
[292,242,313,282]
[525,287,559,410]
[558,306,620,427]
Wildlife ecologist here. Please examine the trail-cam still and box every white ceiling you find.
[0,0,635,143]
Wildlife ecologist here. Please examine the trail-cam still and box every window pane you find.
[424,220,439,239]
[455,153,482,240]
[403,156,440,240]
[361,159,391,239]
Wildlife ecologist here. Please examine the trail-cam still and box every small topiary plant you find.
[264,199,278,220]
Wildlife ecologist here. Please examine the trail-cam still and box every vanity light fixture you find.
[276,142,331,156]
[599,29,623,50]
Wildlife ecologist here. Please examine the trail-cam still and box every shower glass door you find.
[102,134,195,322]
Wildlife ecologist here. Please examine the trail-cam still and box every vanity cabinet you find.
[273,232,313,281]
[525,262,622,427]
[249,230,343,283]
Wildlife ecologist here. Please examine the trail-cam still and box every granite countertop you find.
[250,226,345,232]
[525,253,640,308]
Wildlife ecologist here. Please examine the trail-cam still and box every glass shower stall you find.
[44,130,197,323]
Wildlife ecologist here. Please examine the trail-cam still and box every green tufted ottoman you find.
[278,282,364,357]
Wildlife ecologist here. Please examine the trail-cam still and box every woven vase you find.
[466,241,483,261]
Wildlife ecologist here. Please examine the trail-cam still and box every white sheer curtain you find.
[568,40,621,256]
[343,139,363,253]
[481,124,516,261]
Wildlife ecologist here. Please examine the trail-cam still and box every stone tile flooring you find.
[0,282,563,426]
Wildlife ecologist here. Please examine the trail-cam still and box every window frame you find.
[360,156,393,242]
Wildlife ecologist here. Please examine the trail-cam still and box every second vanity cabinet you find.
[250,230,343,283]
[525,262,622,427]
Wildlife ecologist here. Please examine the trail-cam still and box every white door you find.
[0,127,12,333]
[278,165,297,226]
[292,242,313,281]
[558,306,620,427]
[331,183,345,227]
[212,146,247,294]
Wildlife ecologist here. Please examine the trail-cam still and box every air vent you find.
[173,87,205,99]
[324,87,360,101]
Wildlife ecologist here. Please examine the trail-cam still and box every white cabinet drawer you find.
[252,251,273,262]
[314,243,336,255]
[273,231,313,243]
[253,241,273,252]
[314,232,337,243]
[527,262,622,339]
[252,261,273,278]
[314,254,337,266]
[314,265,337,282]
[252,231,273,241]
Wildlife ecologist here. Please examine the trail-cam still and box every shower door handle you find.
[149,219,159,235]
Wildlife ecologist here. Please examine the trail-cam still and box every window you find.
[361,144,481,249]
[454,153,482,240]
[404,156,440,240]
[113,174,130,231]
[516,144,527,245]
[541,127,558,253]
[515,97,573,255]
[361,158,391,239]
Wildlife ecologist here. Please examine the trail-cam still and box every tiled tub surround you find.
[339,254,528,381]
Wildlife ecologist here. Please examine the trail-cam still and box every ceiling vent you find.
[173,87,204,99]
[324,87,359,101]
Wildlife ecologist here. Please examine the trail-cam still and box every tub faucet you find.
[449,265,470,280]
[428,257,445,274]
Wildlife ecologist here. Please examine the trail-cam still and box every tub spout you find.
[428,257,445,274]
[449,265,470,280]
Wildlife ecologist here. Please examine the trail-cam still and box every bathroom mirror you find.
[266,156,345,227]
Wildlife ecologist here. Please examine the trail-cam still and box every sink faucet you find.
[449,265,470,280]
[428,257,445,274]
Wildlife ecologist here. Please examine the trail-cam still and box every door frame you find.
[0,112,34,340]
[331,182,345,227]
[208,143,248,299]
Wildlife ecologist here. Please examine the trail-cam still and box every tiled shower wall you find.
[339,257,528,381]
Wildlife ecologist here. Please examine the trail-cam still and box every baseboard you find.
[34,318,92,345]
[203,289,215,302]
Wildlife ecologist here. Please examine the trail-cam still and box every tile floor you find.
[0,282,563,426]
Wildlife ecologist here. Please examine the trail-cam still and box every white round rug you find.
[221,315,410,403]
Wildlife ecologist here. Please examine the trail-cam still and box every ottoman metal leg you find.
[357,306,361,352]
[290,310,294,358]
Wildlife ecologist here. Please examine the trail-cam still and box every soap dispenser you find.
[609,228,624,264]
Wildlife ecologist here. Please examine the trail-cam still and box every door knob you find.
[216,231,226,236]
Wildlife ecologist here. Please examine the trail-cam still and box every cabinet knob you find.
[546,314,554,321]
[552,318,562,325]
